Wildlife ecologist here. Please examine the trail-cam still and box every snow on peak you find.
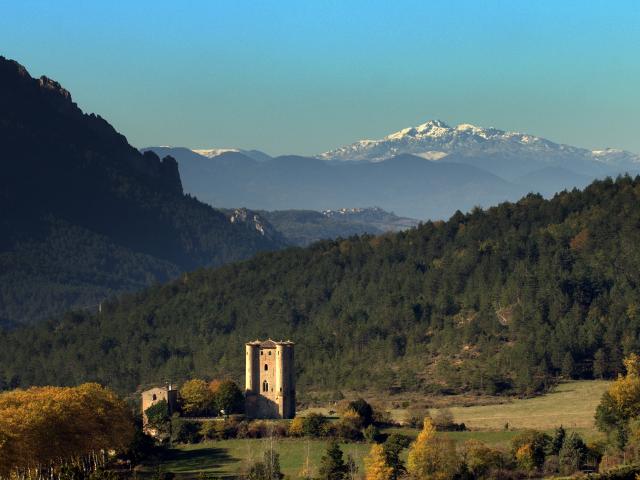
[318,119,560,162]
[192,148,240,158]
[317,118,640,169]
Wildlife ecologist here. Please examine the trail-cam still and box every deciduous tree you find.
[406,418,459,480]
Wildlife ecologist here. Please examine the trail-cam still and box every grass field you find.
[430,380,611,431]
[139,380,611,478]
[138,439,371,478]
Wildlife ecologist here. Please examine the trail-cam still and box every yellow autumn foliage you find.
[515,443,536,471]
[288,416,305,436]
[608,353,640,417]
[406,418,459,480]
[0,383,134,479]
[365,443,393,480]
[180,378,215,416]
[341,407,364,428]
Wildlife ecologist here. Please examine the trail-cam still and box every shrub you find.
[199,420,219,440]
[585,464,640,479]
[170,417,201,444]
[271,421,289,438]
[235,420,250,439]
[543,454,560,477]
[511,430,551,471]
[462,439,507,479]
[289,416,304,437]
[246,420,269,438]
[200,419,234,440]
[515,443,536,472]
[333,417,362,441]
[302,413,327,437]
[341,408,364,429]
[363,424,381,443]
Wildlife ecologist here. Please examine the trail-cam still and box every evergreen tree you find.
[593,348,607,379]
[561,353,576,379]
[558,433,587,475]
[246,450,284,480]
[318,441,348,480]
[549,425,566,456]
[383,434,411,480]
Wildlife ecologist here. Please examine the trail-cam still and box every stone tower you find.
[141,385,177,429]
[245,339,295,419]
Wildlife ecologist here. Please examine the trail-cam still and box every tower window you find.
[152,394,157,401]
[262,380,268,392]
[264,364,268,371]
[268,351,272,355]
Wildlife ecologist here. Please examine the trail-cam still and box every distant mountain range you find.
[319,119,640,177]
[0,56,285,325]
[148,120,640,220]
[143,147,523,219]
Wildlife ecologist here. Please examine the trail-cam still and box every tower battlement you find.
[245,339,295,419]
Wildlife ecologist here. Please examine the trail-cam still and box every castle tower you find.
[244,339,295,419]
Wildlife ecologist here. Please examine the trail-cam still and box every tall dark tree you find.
[318,441,348,480]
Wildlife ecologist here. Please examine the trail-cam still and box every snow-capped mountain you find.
[192,148,240,158]
[192,148,272,162]
[319,120,640,178]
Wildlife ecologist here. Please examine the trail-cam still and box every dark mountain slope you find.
[0,56,284,324]
[2,177,639,395]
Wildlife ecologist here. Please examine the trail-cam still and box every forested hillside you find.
[2,177,639,395]
[0,56,284,325]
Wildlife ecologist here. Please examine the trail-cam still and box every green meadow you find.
[139,380,611,478]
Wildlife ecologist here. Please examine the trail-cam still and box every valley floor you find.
[138,380,610,478]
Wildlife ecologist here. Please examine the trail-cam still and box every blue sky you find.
[1,0,639,155]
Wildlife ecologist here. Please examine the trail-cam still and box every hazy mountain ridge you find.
[143,147,525,219]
